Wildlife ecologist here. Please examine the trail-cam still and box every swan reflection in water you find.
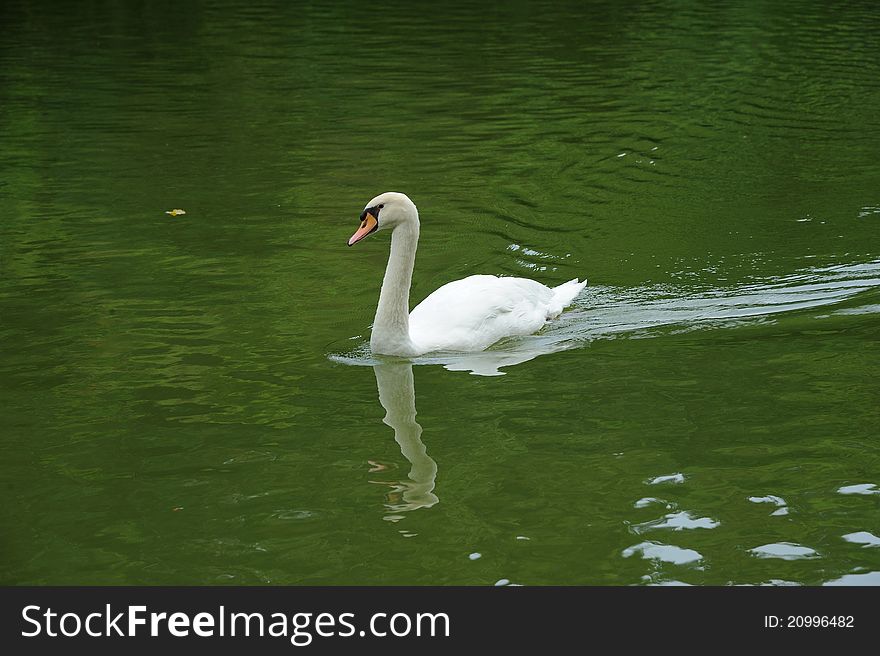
[370,362,438,521]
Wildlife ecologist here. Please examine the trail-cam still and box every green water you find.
[2,0,879,586]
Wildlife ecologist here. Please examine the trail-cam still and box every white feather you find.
[410,275,586,352]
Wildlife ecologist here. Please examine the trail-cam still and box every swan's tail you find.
[549,278,588,316]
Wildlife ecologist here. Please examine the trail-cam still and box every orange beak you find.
[348,212,378,246]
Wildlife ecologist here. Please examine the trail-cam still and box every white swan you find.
[348,192,587,357]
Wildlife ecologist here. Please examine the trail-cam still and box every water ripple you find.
[842,532,880,548]
[749,495,789,516]
[838,483,880,496]
[622,542,703,565]
[631,511,720,534]
[749,542,819,561]
[824,571,880,586]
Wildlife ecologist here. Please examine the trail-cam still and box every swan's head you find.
[348,192,418,246]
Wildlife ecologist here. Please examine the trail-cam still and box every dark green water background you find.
[2,0,879,585]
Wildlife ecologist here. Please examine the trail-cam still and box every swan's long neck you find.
[371,221,419,355]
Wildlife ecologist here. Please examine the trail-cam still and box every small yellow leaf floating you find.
[165,209,186,216]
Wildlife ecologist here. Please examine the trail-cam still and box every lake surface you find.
[1,0,879,585]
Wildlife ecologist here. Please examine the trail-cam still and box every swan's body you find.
[348,192,586,357]
[410,275,586,353]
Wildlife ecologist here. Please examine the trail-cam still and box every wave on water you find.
[330,258,880,376]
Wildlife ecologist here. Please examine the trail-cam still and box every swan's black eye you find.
[378,204,384,209]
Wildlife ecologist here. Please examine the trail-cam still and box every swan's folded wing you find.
[409,275,556,352]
